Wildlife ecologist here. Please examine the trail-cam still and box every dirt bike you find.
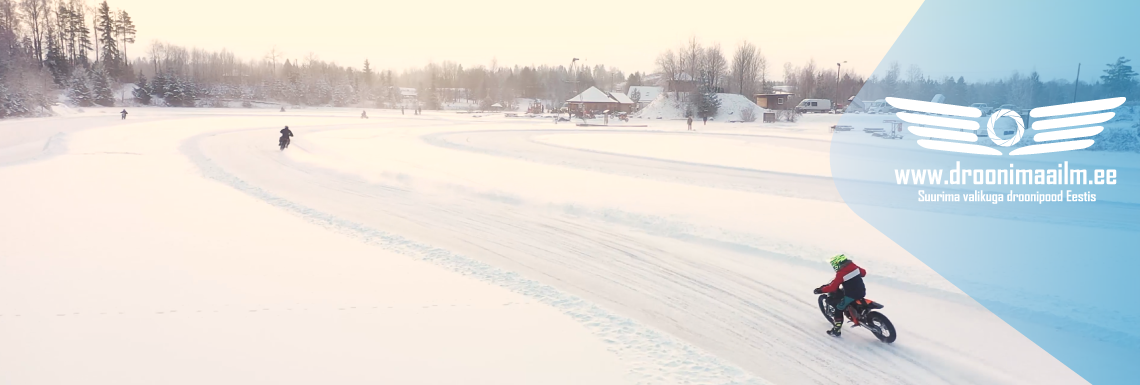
[279,136,290,151]
[817,291,897,343]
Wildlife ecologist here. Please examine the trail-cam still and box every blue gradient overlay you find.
[833,1,1140,383]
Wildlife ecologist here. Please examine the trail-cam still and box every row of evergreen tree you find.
[124,44,649,111]
[43,0,137,85]
[0,0,137,116]
[857,59,1139,108]
[4,2,1135,119]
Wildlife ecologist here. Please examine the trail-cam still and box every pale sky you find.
[110,0,923,78]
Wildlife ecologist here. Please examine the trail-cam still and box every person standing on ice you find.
[120,109,128,120]
[686,116,693,131]
[361,110,368,119]
[702,116,708,125]
[813,254,868,337]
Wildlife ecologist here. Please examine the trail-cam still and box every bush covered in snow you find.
[1087,124,1140,152]
[740,108,757,122]
[776,109,801,122]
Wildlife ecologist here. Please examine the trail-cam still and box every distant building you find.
[399,87,418,107]
[755,93,795,110]
[566,86,634,113]
[609,92,635,110]
[667,73,698,93]
[626,86,662,109]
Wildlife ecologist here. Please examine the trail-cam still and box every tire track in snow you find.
[180,128,774,385]
[183,122,1072,385]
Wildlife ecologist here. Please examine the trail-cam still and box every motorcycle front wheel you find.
[817,294,836,323]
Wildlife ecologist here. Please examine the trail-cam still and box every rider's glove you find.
[812,287,823,295]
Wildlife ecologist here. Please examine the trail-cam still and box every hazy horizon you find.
[109,0,923,78]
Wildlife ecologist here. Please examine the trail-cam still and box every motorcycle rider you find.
[279,126,294,148]
[813,254,868,337]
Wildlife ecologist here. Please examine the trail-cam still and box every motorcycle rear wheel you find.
[867,311,897,343]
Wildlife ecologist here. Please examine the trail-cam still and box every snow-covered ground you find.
[0,107,1091,384]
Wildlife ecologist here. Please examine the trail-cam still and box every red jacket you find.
[820,261,867,298]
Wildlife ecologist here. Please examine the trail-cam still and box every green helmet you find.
[828,254,848,271]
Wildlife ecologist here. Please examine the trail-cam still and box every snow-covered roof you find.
[627,86,662,103]
[567,86,614,103]
[400,87,417,96]
[609,92,634,104]
[491,102,503,107]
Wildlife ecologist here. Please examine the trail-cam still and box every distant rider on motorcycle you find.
[813,254,868,337]
[279,126,294,149]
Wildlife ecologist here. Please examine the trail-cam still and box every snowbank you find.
[635,93,767,122]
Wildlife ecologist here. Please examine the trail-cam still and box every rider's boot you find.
[826,320,842,337]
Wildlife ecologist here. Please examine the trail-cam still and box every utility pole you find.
[565,58,579,119]
[835,61,846,112]
[1072,63,1081,102]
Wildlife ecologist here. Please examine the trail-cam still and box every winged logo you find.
[884,97,1126,155]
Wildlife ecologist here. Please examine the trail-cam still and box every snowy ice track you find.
[182,128,773,385]
[425,129,1140,232]
[175,118,1059,385]
[424,129,845,202]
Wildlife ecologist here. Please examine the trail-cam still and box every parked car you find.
[969,103,993,115]
[865,99,893,114]
[795,99,832,113]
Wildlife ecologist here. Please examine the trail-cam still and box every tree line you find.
[0,0,136,115]
[858,58,1139,108]
[118,44,649,111]
[654,37,768,119]
[2,3,1134,119]
[652,37,868,119]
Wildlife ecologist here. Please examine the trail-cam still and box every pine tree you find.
[96,1,121,76]
[132,71,150,104]
[362,59,373,86]
[91,65,115,106]
[691,72,721,120]
[115,10,135,63]
[1101,57,1138,98]
[150,73,167,98]
[163,75,184,107]
[700,91,721,119]
[55,4,71,63]
[67,70,94,107]
[164,76,197,107]
[331,84,352,107]
[0,82,25,117]
[426,79,441,110]
[73,5,93,65]
[44,30,71,86]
